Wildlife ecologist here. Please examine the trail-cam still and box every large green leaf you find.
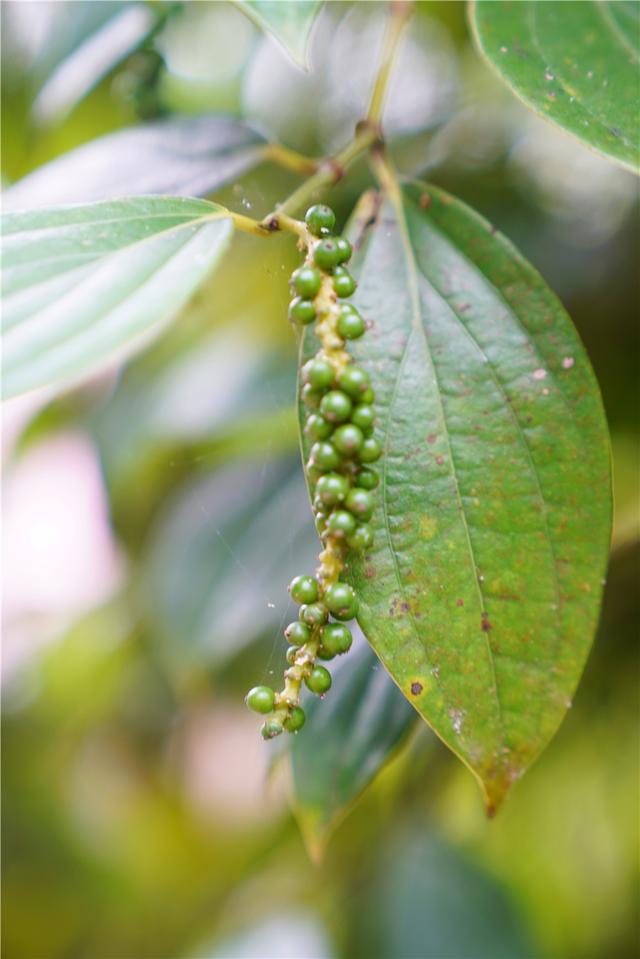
[1,197,232,399]
[236,0,322,68]
[289,642,417,860]
[300,183,611,812]
[469,0,640,173]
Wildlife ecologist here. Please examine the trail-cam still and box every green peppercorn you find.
[245,685,276,714]
[332,423,364,457]
[315,472,350,505]
[345,487,374,521]
[305,204,335,236]
[292,265,322,299]
[346,523,374,551]
[320,623,353,656]
[283,705,306,732]
[289,575,319,604]
[337,366,370,398]
[320,389,353,423]
[301,383,321,408]
[285,645,298,665]
[335,236,352,264]
[285,621,311,647]
[303,358,335,390]
[337,306,366,340]
[305,412,333,440]
[327,509,357,538]
[325,582,359,620]
[333,266,357,298]
[261,719,284,739]
[289,297,317,325]
[309,440,341,471]
[300,602,329,626]
[360,387,375,404]
[355,467,379,490]
[314,238,342,271]
[305,664,332,695]
[359,437,382,463]
[351,404,375,432]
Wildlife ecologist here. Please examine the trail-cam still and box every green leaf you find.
[236,0,322,68]
[3,117,266,210]
[289,642,417,861]
[469,0,640,173]
[1,197,232,399]
[300,183,611,813]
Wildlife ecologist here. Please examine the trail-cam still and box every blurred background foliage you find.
[2,2,638,958]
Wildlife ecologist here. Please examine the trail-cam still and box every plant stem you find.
[366,0,413,125]
[263,142,319,176]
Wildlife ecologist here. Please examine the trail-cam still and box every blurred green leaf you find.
[302,183,612,813]
[1,197,232,399]
[289,642,417,861]
[4,117,266,210]
[361,832,536,958]
[469,0,640,173]
[236,0,322,68]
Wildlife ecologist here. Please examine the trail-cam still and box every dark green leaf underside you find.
[300,182,611,811]
[470,0,640,173]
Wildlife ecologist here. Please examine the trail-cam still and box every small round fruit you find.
[331,423,364,457]
[291,265,322,299]
[345,488,374,521]
[246,686,275,714]
[301,383,321,408]
[359,437,382,463]
[285,645,298,665]
[320,390,352,423]
[317,643,336,660]
[333,266,357,298]
[320,623,353,656]
[289,575,319,605]
[261,719,284,739]
[314,238,342,271]
[355,467,379,491]
[305,413,333,440]
[315,473,350,506]
[325,582,359,620]
[337,306,366,340]
[327,509,357,538]
[300,602,329,626]
[305,665,332,695]
[289,297,316,325]
[283,705,306,732]
[303,358,334,390]
[309,441,341,471]
[305,204,335,236]
[346,523,374,551]
[337,366,370,398]
[360,387,375,404]
[284,621,311,647]
[351,404,375,432]
[335,236,352,264]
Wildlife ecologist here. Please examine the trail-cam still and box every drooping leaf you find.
[300,183,612,812]
[289,640,417,861]
[3,117,266,210]
[1,197,232,399]
[236,0,322,68]
[469,0,640,173]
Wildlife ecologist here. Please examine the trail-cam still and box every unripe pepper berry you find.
[289,575,319,604]
[335,236,352,264]
[327,509,357,538]
[320,623,352,656]
[284,621,311,647]
[346,523,374,550]
[360,387,376,404]
[345,487,375,521]
[355,466,379,490]
[337,306,366,340]
[337,366,370,398]
[285,645,298,665]
[320,390,352,423]
[303,358,334,390]
[315,472,350,506]
[305,204,336,236]
[301,383,321,408]
[283,705,306,732]
[332,423,364,457]
[245,685,276,714]
[261,719,284,739]
[305,664,332,695]
[358,436,382,463]
[289,297,316,325]
[325,582,359,620]
[351,404,375,432]
[305,413,333,440]
[309,441,341,471]
[292,265,322,299]
[314,238,343,271]
[300,602,329,626]
[333,266,357,298]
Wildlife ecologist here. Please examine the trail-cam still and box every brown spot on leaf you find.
[420,193,432,209]
[427,433,437,444]
[456,598,464,607]
[364,566,375,579]
[411,681,423,696]
[436,455,445,466]
[481,611,492,632]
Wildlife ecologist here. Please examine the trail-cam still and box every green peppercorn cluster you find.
[245,204,381,739]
